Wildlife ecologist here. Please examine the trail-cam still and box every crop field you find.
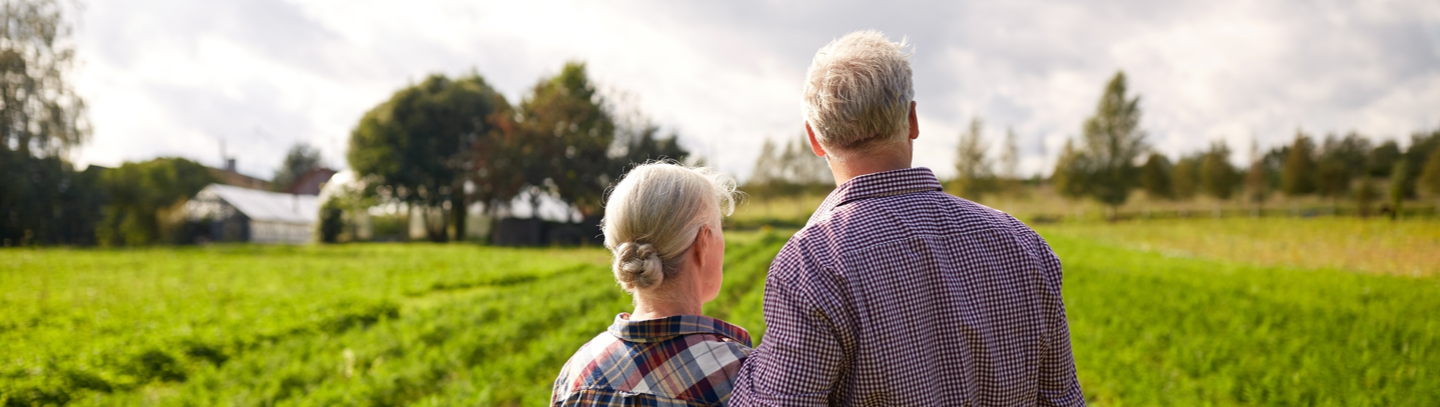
[3,218,1437,406]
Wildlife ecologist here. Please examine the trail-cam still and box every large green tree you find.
[513,62,616,218]
[0,0,96,246]
[348,73,507,242]
[1053,71,1147,219]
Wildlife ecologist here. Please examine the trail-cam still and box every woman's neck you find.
[630,296,703,321]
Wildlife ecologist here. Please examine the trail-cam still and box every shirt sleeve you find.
[1031,233,1087,406]
[729,244,847,407]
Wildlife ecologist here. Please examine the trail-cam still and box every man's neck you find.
[828,154,911,185]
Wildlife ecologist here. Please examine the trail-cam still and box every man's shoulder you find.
[805,190,1037,243]
[776,191,1050,273]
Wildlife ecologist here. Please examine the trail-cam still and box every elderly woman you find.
[551,162,750,407]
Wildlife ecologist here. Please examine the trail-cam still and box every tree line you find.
[0,0,213,246]
[952,72,1440,220]
[735,70,1440,223]
[743,136,833,198]
[0,0,692,246]
[336,62,690,242]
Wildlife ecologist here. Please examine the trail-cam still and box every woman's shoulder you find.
[552,317,751,406]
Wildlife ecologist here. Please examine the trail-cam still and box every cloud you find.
[72,0,1440,181]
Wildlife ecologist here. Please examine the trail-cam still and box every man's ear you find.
[908,101,920,141]
[805,122,827,158]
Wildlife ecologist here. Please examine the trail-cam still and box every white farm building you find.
[186,184,320,243]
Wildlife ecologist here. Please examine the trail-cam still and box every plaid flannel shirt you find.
[730,167,1085,406]
[553,313,754,406]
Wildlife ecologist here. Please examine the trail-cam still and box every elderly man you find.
[729,31,1085,406]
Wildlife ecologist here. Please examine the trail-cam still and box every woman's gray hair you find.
[801,30,915,160]
[602,161,737,293]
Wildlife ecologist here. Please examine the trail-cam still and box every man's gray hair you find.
[801,30,914,158]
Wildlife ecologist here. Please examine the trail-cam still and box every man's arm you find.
[1032,234,1086,406]
[729,247,847,407]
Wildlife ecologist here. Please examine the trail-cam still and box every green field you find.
[3,219,1437,406]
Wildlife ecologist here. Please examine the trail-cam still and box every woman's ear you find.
[691,226,711,265]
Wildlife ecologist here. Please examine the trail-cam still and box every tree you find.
[271,142,323,192]
[1419,143,1440,197]
[348,73,507,242]
[1315,157,1350,200]
[1171,155,1201,200]
[746,135,830,197]
[0,0,97,246]
[612,125,689,172]
[1389,159,1409,220]
[747,138,781,193]
[0,149,103,245]
[95,158,215,246]
[317,198,344,243]
[1398,129,1440,198]
[1051,139,1087,200]
[1058,71,1147,219]
[1244,140,1270,208]
[1368,140,1402,177]
[1200,141,1239,200]
[1313,132,1369,201]
[513,62,616,219]
[0,0,88,157]
[1281,131,1317,196]
[1355,177,1380,218]
[998,126,1020,191]
[1320,132,1371,177]
[1138,153,1172,200]
[777,135,832,192]
[1260,145,1290,191]
[953,117,996,199]
[466,97,526,223]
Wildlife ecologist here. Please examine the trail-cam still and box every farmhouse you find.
[185,184,320,243]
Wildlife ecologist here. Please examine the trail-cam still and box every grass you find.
[1044,232,1438,406]
[2,219,1437,406]
[1037,218,1440,277]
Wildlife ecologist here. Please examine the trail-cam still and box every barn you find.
[185,184,320,243]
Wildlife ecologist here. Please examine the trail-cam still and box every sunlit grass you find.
[3,221,1436,406]
[1036,218,1440,277]
[1047,233,1439,406]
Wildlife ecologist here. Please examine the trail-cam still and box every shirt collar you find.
[608,313,753,346]
[808,167,944,225]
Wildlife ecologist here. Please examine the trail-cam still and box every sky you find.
[71,0,1440,181]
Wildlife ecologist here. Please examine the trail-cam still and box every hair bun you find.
[614,242,664,289]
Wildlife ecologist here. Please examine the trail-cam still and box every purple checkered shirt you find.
[552,313,753,406]
[729,167,1084,406]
